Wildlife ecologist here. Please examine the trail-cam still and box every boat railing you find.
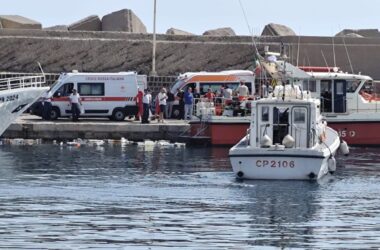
[309,128,318,147]
[0,74,46,92]
[193,96,253,120]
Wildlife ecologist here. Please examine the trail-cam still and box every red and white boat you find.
[188,59,380,146]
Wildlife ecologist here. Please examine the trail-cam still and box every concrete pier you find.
[3,115,190,141]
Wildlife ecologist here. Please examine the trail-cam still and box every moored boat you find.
[229,84,345,180]
[187,59,380,146]
[0,74,48,136]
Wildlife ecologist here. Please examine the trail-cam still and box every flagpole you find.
[151,0,157,76]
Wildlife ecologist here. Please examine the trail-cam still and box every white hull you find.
[229,127,341,180]
[0,87,48,136]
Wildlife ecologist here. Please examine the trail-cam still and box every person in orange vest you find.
[135,88,144,121]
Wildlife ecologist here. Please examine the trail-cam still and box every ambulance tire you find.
[112,108,126,121]
[50,107,60,120]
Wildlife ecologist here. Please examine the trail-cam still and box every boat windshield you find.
[360,80,374,94]
[346,79,362,93]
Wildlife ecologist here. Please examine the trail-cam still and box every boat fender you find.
[339,140,349,156]
[237,171,244,178]
[328,156,336,174]
[282,134,295,148]
[260,134,272,148]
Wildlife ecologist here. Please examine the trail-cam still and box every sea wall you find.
[1,29,380,79]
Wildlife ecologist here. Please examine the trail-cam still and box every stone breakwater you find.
[1,29,380,79]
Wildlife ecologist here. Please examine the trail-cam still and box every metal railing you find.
[0,74,46,92]
[192,96,252,120]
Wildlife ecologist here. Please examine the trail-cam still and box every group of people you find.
[136,87,170,124]
[42,88,82,121]
[41,81,250,123]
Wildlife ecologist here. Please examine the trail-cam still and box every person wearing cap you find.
[69,89,82,121]
[142,88,152,124]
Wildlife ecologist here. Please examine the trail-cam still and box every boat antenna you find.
[332,36,336,68]
[342,36,354,74]
[320,50,330,72]
[296,36,301,67]
[238,0,261,58]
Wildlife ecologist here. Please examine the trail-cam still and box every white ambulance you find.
[39,71,147,121]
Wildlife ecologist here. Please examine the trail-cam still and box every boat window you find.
[78,82,105,96]
[302,80,317,92]
[293,108,306,123]
[360,80,374,94]
[273,107,289,124]
[54,82,73,97]
[320,80,332,112]
[261,106,269,121]
[335,80,344,95]
[273,107,289,144]
[346,80,360,93]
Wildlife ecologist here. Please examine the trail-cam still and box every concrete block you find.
[44,25,68,31]
[102,9,147,33]
[203,27,236,36]
[68,15,101,31]
[0,15,41,29]
[166,28,194,36]
[335,29,380,38]
[261,23,296,36]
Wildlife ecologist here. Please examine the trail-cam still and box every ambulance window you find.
[54,82,73,97]
[78,82,105,96]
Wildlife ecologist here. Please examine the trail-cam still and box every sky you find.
[1,0,379,36]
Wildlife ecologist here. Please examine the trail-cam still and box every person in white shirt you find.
[69,89,82,121]
[142,89,152,124]
[157,87,168,123]
[223,85,233,100]
[237,81,249,100]
[42,90,53,120]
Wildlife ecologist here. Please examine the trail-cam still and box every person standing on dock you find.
[142,89,152,124]
[135,88,144,121]
[157,87,168,123]
[69,89,82,121]
[184,87,194,120]
[166,91,175,119]
[42,89,53,120]
[176,89,185,120]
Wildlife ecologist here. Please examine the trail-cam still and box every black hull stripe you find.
[229,154,325,159]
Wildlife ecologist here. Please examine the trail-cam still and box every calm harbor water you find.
[0,142,379,249]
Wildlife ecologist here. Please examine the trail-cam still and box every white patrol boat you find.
[0,74,48,136]
[229,84,348,180]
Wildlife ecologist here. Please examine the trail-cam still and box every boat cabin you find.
[251,91,322,149]
[302,72,374,114]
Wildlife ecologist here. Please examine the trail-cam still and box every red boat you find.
[188,65,379,146]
